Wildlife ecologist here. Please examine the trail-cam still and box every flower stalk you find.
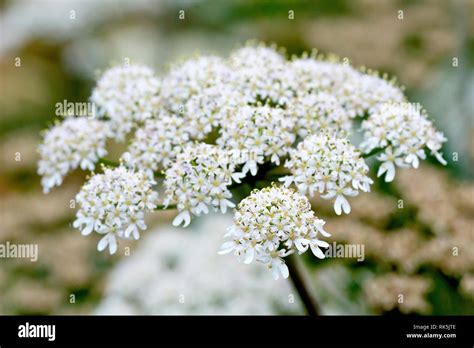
[286,254,321,316]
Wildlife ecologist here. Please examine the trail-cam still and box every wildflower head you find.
[160,55,231,113]
[122,113,191,177]
[360,102,447,182]
[91,64,160,140]
[282,132,373,215]
[163,143,244,227]
[73,166,158,254]
[219,186,330,280]
[217,105,295,175]
[38,118,110,193]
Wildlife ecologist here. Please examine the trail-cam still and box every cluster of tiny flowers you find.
[282,132,373,215]
[288,56,405,118]
[37,42,448,279]
[219,186,330,280]
[163,143,244,228]
[183,85,246,140]
[122,113,190,177]
[73,166,158,254]
[38,118,110,193]
[229,45,295,106]
[288,57,356,96]
[288,91,352,138]
[160,55,231,114]
[90,64,160,141]
[338,72,406,118]
[217,105,295,175]
[360,103,447,182]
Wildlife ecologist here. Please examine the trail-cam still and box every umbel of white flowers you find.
[219,185,330,280]
[38,43,447,280]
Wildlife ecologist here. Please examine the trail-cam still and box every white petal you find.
[279,262,289,279]
[340,195,351,214]
[218,241,236,254]
[231,172,245,183]
[377,162,389,178]
[243,248,254,264]
[314,239,329,248]
[108,236,117,254]
[279,175,294,187]
[321,191,336,200]
[82,221,94,236]
[334,195,343,215]
[172,210,191,227]
[435,152,447,166]
[317,224,331,237]
[97,234,109,252]
[272,265,280,280]
[385,163,396,182]
[310,244,326,259]
[249,162,258,176]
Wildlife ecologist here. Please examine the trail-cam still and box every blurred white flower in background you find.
[0,0,164,56]
[95,214,304,314]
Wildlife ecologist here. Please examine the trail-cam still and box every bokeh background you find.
[0,0,473,315]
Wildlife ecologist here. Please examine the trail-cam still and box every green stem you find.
[155,204,177,210]
[286,254,321,316]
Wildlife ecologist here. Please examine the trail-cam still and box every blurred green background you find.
[0,0,473,315]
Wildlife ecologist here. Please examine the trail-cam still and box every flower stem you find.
[286,254,321,316]
[155,204,177,210]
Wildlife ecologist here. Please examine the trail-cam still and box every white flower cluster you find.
[183,85,246,140]
[121,113,190,177]
[163,143,244,227]
[91,64,160,141]
[229,45,294,106]
[220,186,330,280]
[360,103,447,182]
[288,57,355,96]
[96,215,303,314]
[288,91,352,138]
[37,43,448,281]
[160,55,231,113]
[339,72,406,118]
[282,132,373,215]
[288,57,405,118]
[73,166,158,254]
[38,118,110,193]
[217,105,295,174]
